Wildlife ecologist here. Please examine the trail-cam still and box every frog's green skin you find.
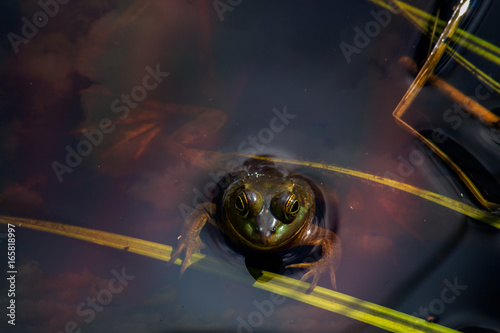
[169,158,342,292]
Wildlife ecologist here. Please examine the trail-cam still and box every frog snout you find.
[257,226,274,244]
[254,216,278,245]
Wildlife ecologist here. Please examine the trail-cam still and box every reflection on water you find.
[1,0,500,332]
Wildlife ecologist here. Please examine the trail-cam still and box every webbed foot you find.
[286,230,341,293]
[168,234,206,275]
[286,259,337,293]
[167,202,215,275]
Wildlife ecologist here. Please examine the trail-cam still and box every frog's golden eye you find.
[235,191,249,218]
[271,191,300,224]
[284,194,300,221]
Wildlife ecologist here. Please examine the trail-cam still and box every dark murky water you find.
[0,0,499,332]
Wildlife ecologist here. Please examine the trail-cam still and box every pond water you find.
[0,0,499,332]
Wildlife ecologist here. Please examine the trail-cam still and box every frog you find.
[78,103,341,291]
[168,156,342,292]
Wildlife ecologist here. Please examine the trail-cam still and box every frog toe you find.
[178,255,192,276]
[285,262,321,292]
[285,262,313,270]
[300,270,321,293]
[179,245,200,275]
[329,268,338,290]
[168,243,186,265]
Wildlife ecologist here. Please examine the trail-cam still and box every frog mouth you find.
[238,235,283,251]
[224,224,275,251]
[225,218,306,252]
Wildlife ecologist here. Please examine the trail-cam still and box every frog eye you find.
[284,193,300,221]
[235,191,249,218]
[271,192,301,224]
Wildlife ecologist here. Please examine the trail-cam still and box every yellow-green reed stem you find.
[239,155,500,229]
[0,215,460,333]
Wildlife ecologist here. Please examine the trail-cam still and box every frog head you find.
[221,170,316,251]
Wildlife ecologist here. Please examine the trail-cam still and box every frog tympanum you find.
[169,158,341,292]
